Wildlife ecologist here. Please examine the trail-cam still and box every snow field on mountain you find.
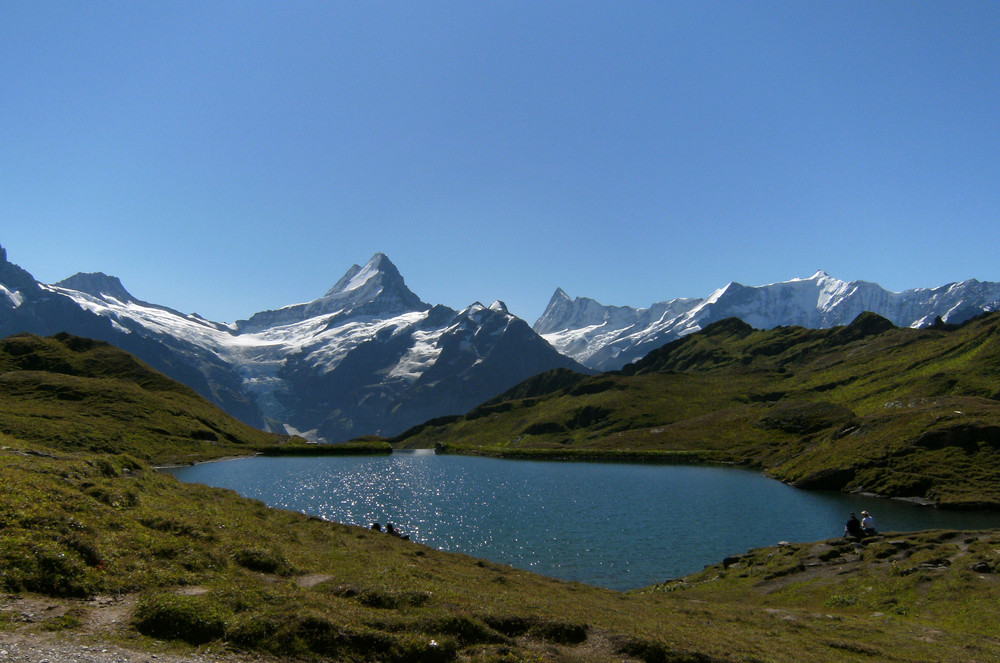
[1,285,23,308]
[537,272,1000,370]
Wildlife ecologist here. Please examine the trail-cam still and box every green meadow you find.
[398,312,1000,510]
[1,327,999,661]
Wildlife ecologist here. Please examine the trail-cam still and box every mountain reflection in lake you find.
[165,450,1000,590]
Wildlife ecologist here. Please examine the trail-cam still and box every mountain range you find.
[403,310,1000,508]
[535,271,1000,370]
[3,242,1000,441]
[0,246,584,442]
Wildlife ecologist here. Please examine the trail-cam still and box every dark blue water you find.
[165,451,1000,590]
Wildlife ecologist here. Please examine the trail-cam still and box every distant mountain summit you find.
[237,253,430,331]
[7,241,999,438]
[0,246,39,297]
[535,271,1000,370]
[56,273,139,305]
[0,245,585,442]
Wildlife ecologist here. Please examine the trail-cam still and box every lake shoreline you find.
[166,451,1000,591]
[428,442,1000,512]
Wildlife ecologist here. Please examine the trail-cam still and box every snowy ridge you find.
[41,275,446,436]
[7,239,998,439]
[535,272,1000,371]
[0,247,583,442]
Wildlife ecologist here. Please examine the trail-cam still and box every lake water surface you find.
[166,451,1000,590]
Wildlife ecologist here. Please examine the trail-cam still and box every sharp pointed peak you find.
[716,279,744,293]
[325,253,403,297]
[489,300,509,314]
[238,253,426,330]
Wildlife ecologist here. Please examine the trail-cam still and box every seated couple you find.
[844,511,876,539]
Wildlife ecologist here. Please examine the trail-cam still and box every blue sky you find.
[2,2,998,323]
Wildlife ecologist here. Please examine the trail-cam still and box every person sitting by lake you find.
[844,512,863,539]
[861,510,876,535]
[371,522,382,532]
[385,523,409,540]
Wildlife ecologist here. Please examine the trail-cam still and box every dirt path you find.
[0,594,270,663]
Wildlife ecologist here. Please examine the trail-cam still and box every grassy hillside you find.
[645,528,1000,662]
[396,312,1000,508]
[2,434,1000,661]
[2,330,1000,661]
[0,333,313,463]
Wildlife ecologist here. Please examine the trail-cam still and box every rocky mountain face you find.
[7,242,998,440]
[535,271,1000,371]
[0,247,586,442]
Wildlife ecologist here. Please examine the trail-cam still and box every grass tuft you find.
[133,593,229,644]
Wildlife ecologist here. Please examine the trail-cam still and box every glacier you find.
[6,240,999,440]
[0,248,585,442]
[535,271,1000,371]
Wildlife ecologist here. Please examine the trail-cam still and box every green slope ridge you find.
[396,312,1000,508]
[0,332,313,463]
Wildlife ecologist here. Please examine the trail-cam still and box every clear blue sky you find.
[2,1,998,323]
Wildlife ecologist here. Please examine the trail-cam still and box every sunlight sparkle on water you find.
[166,452,1000,590]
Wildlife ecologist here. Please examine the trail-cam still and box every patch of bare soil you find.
[0,594,268,663]
[294,574,332,588]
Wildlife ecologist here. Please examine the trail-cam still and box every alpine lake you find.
[165,450,1000,591]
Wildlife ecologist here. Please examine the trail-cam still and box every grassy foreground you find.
[1,331,999,660]
[396,312,1000,509]
[2,437,1000,662]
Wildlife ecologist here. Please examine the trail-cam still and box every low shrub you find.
[614,636,725,663]
[421,615,507,645]
[232,547,294,575]
[824,594,858,608]
[133,593,229,644]
[527,619,588,644]
[224,612,281,648]
[481,614,534,637]
[295,613,398,658]
[356,588,431,609]
[0,538,95,597]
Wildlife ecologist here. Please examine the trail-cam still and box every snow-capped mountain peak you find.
[56,272,136,304]
[5,239,999,442]
[0,246,585,442]
[324,252,397,297]
[535,271,1000,371]
[704,282,739,305]
[489,300,510,314]
[794,269,831,282]
[533,288,629,336]
[238,253,429,332]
